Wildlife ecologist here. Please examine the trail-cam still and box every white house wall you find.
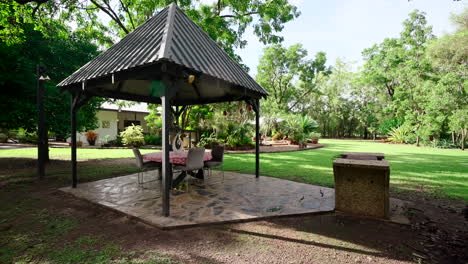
[95,110,119,143]
[67,110,151,145]
[67,110,118,145]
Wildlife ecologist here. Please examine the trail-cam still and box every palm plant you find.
[284,115,318,148]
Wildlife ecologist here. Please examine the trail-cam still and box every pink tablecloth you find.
[143,151,212,165]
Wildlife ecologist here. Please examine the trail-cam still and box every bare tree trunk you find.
[416,135,420,147]
[452,131,455,144]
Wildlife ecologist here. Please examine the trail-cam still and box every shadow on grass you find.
[226,213,416,263]
[0,157,139,187]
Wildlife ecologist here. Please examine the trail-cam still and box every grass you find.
[1,139,467,200]
[0,191,179,264]
[0,139,465,262]
[222,139,468,201]
[0,147,156,160]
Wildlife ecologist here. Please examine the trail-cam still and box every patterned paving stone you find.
[60,171,335,229]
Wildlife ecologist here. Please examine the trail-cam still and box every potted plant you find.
[85,130,98,146]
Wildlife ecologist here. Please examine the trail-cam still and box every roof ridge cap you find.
[158,3,177,60]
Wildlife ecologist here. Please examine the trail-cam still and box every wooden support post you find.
[71,92,78,188]
[161,95,172,216]
[255,99,260,178]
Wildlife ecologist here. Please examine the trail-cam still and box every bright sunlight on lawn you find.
[223,139,468,201]
[1,139,467,201]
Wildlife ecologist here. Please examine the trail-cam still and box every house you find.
[72,102,152,145]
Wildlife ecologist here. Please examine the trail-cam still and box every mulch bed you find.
[225,143,324,154]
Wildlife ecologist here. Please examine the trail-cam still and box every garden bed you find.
[225,143,324,154]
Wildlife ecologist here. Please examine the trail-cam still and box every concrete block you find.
[333,158,390,219]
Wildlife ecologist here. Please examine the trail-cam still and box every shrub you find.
[198,132,220,148]
[272,131,284,140]
[284,115,318,148]
[109,136,123,147]
[120,125,145,147]
[144,134,162,145]
[310,132,321,139]
[227,137,253,147]
[388,126,410,143]
[226,126,253,148]
[378,117,402,135]
[426,139,460,149]
[16,129,37,144]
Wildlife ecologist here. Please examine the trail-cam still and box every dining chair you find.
[132,148,162,184]
[173,147,205,192]
[204,145,224,182]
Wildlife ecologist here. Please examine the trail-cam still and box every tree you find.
[449,109,468,150]
[426,8,467,148]
[256,43,331,115]
[360,10,438,145]
[0,21,104,140]
[306,59,359,138]
[7,0,301,66]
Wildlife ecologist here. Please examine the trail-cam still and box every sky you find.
[233,0,466,75]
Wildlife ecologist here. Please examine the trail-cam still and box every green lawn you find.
[223,139,468,201]
[0,147,156,160]
[1,139,467,201]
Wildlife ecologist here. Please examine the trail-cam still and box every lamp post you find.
[37,65,50,179]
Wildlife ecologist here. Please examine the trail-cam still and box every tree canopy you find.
[0,21,104,139]
[1,0,303,141]
[254,9,467,149]
[4,0,301,66]
[256,43,331,114]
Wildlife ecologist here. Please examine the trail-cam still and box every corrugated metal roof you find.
[58,3,267,96]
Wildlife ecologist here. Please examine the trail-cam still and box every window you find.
[124,120,141,127]
[102,120,110,128]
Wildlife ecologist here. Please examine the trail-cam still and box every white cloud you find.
[290,0,305,7]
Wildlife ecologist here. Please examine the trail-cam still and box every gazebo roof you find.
[58,3,267,105]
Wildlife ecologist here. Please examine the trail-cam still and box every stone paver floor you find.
[60,171,335,229]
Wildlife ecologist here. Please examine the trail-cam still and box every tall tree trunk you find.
[416,135,420,147]
[452,131,455,144]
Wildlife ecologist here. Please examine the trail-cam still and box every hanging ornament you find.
[223,110,228,116]
[247,105,253,111]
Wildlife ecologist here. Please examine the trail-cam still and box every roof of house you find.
[100,102,151,113]
[57,3,267,98]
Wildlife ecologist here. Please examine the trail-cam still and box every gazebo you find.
[58,3,267,217]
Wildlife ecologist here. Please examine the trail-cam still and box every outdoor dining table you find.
[143,151,212,188]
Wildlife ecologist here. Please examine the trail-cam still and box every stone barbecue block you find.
[333,158,390,219]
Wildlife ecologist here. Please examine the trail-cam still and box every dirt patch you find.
[0,158,467,264]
